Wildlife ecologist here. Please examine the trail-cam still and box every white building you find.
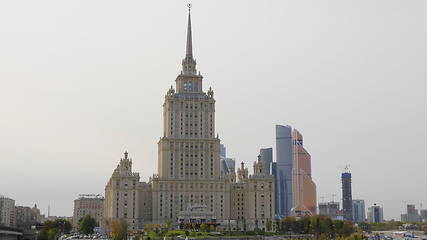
[367,204,384,223]
[0,196,16,227]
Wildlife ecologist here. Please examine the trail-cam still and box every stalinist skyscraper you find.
[152,5,227,222]
[104,6,275,231]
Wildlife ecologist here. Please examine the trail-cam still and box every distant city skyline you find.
[1,0,427,220]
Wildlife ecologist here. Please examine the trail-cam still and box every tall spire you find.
[185,4,193,60]
[182,3,197,75]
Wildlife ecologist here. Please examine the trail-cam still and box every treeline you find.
[275,216,356,238]
[37,219,72,240]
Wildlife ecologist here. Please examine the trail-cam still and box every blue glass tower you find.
[275,125,293,217]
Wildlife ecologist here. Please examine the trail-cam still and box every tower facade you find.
[341,172,353,221]
[152,8,228,223]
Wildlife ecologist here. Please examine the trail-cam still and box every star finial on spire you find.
[185,3,193,60]
[182,3,197,75]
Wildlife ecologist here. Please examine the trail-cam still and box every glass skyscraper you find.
[275,125,293,217]
[260,148,273,175]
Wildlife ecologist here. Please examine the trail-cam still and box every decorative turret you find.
[237,161,248,182]
[113,151,135,177]
[253,155,265,176]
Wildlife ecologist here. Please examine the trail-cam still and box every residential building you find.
[342,172,352,221]
[73,194,104,229]
[318,202,340,219]
[401,204,421,222]
[15,206,37,230]
[0,196,15,227]
[352,200,365,223]
[367,204,384,223]
[420,209,427,221]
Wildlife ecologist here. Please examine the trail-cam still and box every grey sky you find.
[1,0,426,220]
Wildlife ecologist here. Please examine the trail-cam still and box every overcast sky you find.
[1,0,426,220]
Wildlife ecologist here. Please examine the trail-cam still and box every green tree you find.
[54,219,72,233]
[266,219,272,232]
[37,229,48,240]
[342,221,354,237]
[281,217,296,233]
[37,219,72,240]
[110,219,128,240]
[165,220,172,231]
[47,229,57,240]
[200,223,208,232]
[79,214,97,235]
[358,222,372,233]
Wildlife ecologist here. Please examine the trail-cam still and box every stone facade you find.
[73,195,104,230]
[104,8,274,231]
[15,206,37,230]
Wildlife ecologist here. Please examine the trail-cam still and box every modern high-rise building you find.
[104,6,275,231]
[274,126,317,217]
[275,125,293,217]
[341,172,353,221]
[291,129,316,216]
[367,204,384,223]
[219,144,236,176]
[420,209,427,221]
[0,196,16,227]
[352,200,365,223]
[220,144,226,159]
[318,201,340,219]
[73,194,104,230]
[220,158,236,176]
[259,148,273,175]
[401,204,422,222]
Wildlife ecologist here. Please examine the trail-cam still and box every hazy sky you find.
[1,0,426,220]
